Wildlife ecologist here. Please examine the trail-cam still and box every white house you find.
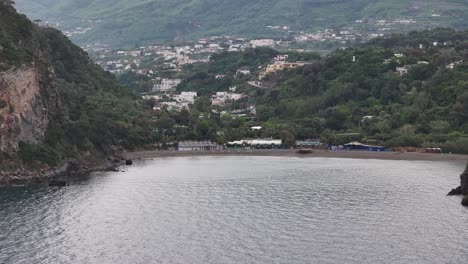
[446,61,463,70]
[178,141,223,151]
[211,92,246,106]
[274,54,289,61]
[153,79,182,92]
[142,95,161,101]
[229,45,242,52]
[175,91,198,104]
[227,138,283,149]
[396,66,410,76]
[251,39,275,48]
[237,69,251,75]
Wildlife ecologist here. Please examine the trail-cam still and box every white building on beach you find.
[227,139,283,149]
[178,141,223,151]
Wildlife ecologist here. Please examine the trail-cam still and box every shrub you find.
[18,142,60,166]
[385,133,423,147]
[442,138,468,154]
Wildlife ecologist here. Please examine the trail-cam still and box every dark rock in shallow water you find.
[125,159,133,166]
[460,163,468,195]
[462,196,468,207]
[49,180,67,187]
[448,186,462,196]
[448,162,468,197]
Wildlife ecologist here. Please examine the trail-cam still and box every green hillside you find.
[15,0,468,48]
[171,29,468,152]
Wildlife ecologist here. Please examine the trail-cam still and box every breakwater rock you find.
[460,163,468,196]
[0,158,122,185]
[448,162,468,206]
[448,162,468,195]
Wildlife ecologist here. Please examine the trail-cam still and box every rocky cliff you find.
[0,2,153,183]
[0,3,55,153]
[0,65,58,152]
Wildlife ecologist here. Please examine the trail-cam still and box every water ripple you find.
[1,157,467,264]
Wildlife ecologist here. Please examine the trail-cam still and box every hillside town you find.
[135,51,314,116]
[89,36,252,76]
[143,87,251,114]
[84,15,431,76]
[96,35,464,119]
[59,15,466,154]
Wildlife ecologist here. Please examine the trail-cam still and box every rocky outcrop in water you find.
[0,158,123,185]
[448,162,468,206]
[447,186,462,196]
[0,160,80,185]
[460,163,468,196]
[462,196,468,206]
[448,162,468,194]
[48,179,68,187]
[461,164,468,206]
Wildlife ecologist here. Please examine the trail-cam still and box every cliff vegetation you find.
[0,2,155,172]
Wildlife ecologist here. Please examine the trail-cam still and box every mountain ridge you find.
[15,0,468,48]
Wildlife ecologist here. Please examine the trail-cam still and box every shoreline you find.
[2,149,466,186]
[124,149,468,162]
[0,159,120,186]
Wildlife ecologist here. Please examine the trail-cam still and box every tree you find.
[156,117,176,130]
[257,105,274,122]
[452,91,468,124]
[146,97,157,110]
[325,108,348,131]
[194,96,211,113]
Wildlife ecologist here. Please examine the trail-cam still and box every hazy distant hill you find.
[15,0,468,47]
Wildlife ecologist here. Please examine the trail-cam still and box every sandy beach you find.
[124,149,468,162]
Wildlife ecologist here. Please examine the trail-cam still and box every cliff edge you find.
[0,2,152,183]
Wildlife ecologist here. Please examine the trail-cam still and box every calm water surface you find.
[1,157,468,264]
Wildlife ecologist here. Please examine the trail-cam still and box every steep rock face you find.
[0,66,48,152]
